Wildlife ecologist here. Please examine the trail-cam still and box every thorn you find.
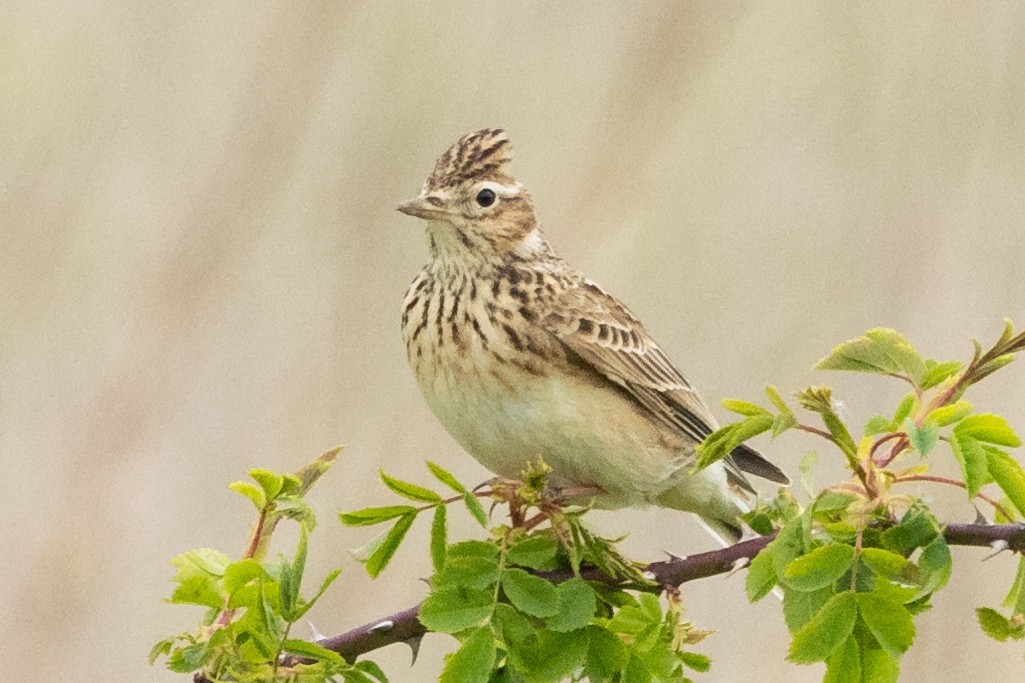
[404,633,424,665]
[307,620,326,641]
[982,540,1009,561]
[663,550,687,563]
[726,557,750,578]
[972,504,991,526]
[367,620,394,634]
[641,570,658,581]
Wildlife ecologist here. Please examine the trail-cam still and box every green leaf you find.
[824,636,861,683]
[464,493,489,528]
[355,513,415,578]
[915,535,952,599]
[864,415,893,436]
[921,359,963,390]
[798,451,818,496]
[229,481,267,510]
[502,569,559,618]
[929,400,973,428]
[783,586,833,633]
[784,544,856,592]
[746,544,778,602]
[860,548,918,586]
[788,591,858,663]
[583,625,630,680]
[772,518,809,579]
[222,559,267,597]
[892,393,916,428]
[169,548,230,581]
[427,460,468,493]
[956,414,1022,447]
[795,386,857,457]
[856,593,915,656]
[434,556,502,591]
[439,626,496,683]
[976,607,1016,642]
[431,504,447,572]
[722,399,770,417]
[858,632,900,683]
[987,449,1025,516]
[507,628,589,683]
[419,586,494,633]
[695,414,774,470]
[339,505,418,527]
[905,419,939,455]
[545,579,596,632]
[507,535,560,570]
[380,471,442,502]
[166,640,211,673]
[280,639,344,664]
[354,660,389,683]
[880,508,939,555]
[169,575,223,608]
[250,468,284,500]
[949,433,993,499]
[1003,557,1025,614]
[815,328,925,385]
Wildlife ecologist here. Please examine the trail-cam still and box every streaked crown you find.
[423,128,516,192]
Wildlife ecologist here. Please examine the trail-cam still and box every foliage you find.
[153,321,1025,681]
[699,320,1025,678]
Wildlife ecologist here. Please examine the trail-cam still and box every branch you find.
[311,522,1025,663]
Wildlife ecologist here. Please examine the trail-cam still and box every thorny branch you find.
[302,522,1025,665]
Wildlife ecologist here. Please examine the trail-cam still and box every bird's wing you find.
[542,279,788,488]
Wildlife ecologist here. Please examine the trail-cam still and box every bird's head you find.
[397,129,545,262]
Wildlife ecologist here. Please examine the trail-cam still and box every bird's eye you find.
[475,188,497,208]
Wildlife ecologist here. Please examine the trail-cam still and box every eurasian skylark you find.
[398,129,788,544]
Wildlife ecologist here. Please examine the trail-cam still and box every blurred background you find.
[3,2,1024,681]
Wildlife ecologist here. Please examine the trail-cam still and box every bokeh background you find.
[3,2,1024,681]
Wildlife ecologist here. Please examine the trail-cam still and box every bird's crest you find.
[424,128,515,192]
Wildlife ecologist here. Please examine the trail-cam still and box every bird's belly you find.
[419,362,691,507]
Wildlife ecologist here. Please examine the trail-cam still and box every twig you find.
[309,522,1025,663]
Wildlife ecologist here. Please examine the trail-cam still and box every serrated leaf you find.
[545,579,596,632]
[815,328,925,385]
[249,468,284,500]
[352,513,415,578]
[929,400,973,428]
[880,508,939,555]
[507,535,560,570]
[583,625,630,680]
[905,419,939,455]
[824,636,861,683]
[795,386,857,457]
[765,385,793,415]
[1003,557,1025,614]
[339,505,417,527]
[722,399,770,417]
[746,544,778,602]
[464,493,489,528]
[788,591,858,663]
[864,415,893,436]
[431,504,447,572]
[222,559,267,597]
[681,650,711,672]
[920,359,963,390]
[949,433,991,499]
[280,638,344,664]
[987,449,1025,517]
[784,544,856,592]
[169,548,231,581]
[976,607,1015,641]
[507,628,589,683]
[419,586,494,633]
[695,414,773,470]
[860,548,918,586]
[856,593,915,656]
[229,481,267,510]
[427,460,468,493]
[439,626,496,683]
[892,393,917,427]
[502,569,559,618]
[914,534,952,600]
[956,414,1022,447]
[772,518,808,579]
[783,587,833,633]
[169,575,223,608]
[380,471,442,502]
[772,411,798,437]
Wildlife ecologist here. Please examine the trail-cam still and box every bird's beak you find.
[396,196,446,221]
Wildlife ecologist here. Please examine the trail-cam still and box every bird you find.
[397,128,788,544]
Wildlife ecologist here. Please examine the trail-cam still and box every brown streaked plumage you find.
[398,129,788,544]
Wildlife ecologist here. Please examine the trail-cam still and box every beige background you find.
[3,2,1024,681]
